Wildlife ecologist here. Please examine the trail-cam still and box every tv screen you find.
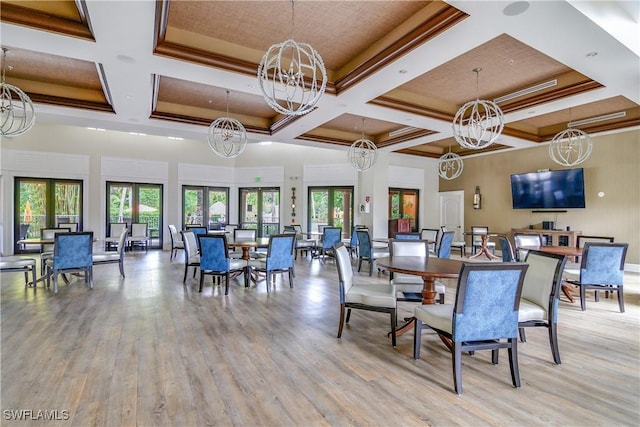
[511,168,585,209]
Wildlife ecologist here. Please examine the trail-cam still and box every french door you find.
[14,177,83,253]
[308,186,354,238]
[107,181,163,249]
[388,188,419,232]
[239,187,280,237]
[182,186,229,229]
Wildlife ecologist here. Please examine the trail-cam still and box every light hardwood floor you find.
[1,250,639,426]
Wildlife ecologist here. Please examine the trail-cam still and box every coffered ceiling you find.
[1,0,638,158]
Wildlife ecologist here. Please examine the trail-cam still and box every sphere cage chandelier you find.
[207,90,247,159]
[549,127,593,166]
[452,67,504,150]
[437,147,464,180]
[348,118,378,172]
[1,48,36,137]
[257,0,327,116]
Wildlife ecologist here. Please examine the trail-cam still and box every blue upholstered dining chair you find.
[46,232,94,294]
[249,234,296,293]
[564,242,628,312]
[318,227,342,261]
[356,229,389,276]
[518,250,567,364]
[498,234,516,262]
[334,243,397,347]
[413,262,529,394]
[394,232,421,240]
[198,234,248,294]
[437,230,455,259]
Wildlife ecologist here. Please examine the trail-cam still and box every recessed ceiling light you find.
[398,69,408,74]
[586,51,598,57]
[503,1,529,16]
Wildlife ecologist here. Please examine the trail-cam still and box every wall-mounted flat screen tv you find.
[511,168,586,209]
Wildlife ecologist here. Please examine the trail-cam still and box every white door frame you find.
[439,190,465,243]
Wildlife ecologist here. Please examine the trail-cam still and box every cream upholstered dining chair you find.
[127,223,149,252]
[105,222,127,251]
[441,226,465,257]
[413,262,529,394]
[168,224,185,260]
[513,233,543,262]
[420,228,440,254]
[518,250,567,364]
[181,230,200,283]
[334,242,397,347]
[92,228,128,278]
[39,227,72,276]
[388,238,445,303]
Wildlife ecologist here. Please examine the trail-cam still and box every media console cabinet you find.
[511,228,581,247]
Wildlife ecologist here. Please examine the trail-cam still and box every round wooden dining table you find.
[376,256,463,336]
[227,237,270,260]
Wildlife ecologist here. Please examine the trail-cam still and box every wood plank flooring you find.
[1,250,639,426]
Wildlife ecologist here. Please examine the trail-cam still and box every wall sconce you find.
[473,186,481,210]
[291,187,297,219]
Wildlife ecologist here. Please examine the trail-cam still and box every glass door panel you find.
[183,187,204,227]
[309,188,329,232]
[308,187,354,238]
[208,189,228,229]
[108,183,133,228]
[15,177,83,253]
[138,185,162,248]
[388,188,419,234]
[239,188,279,237]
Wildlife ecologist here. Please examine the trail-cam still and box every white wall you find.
[1,122,440,254]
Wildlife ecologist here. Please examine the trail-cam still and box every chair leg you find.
[519,327,526,343]
[357,258,362,272]
[288,270,294,288]
[549,322,561,364]
[183,265,188,283]
[337,304,346,338]
[345,308,352,323]
[119,261,125,278]
[224,272,229,295]
[508,338,521,388]
[580,286,587,311]
[617,286,625,313]
[390,308,397,347]
[413,319,423,359]
[453,342,463,394]
[199,271,204,292]
[266,272,271,293]
[491,349,499,365]
[368,260,373,276]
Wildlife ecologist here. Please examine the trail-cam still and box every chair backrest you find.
[109,222,128,237]
[224,224,238,234]
[420,228,440,252]
[190,227,208,250]
[356,229,373,257]
[63,222,79,232]
[234,228,256,241]
[131,222,148,236]
[577,235,614,248]
[266,234,295,270]
[53,232,94,269]
[322,227,342,250]
[334,243,353,300]
[19,223,30,239]
[394,232,421,240]
[198,234,230,272]
[513,233,543,261]
[437,231,455,259]
[498,235,516,262]
[580,242,628,285]
[513,233,543,248]
[471,226,489,246]
[389,239,429,257]
[168,224,181,244]
[522,250,567,317]
[317,224,328,234]
[41,227,71,252]
[349,228,359,246]
[452,262,528,342]
[181,231,197,258]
